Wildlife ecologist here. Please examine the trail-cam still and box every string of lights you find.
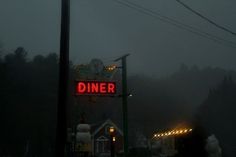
[175,0,236,36]
[113,0,236,48]
[153,128,193,139]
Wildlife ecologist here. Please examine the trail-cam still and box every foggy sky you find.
[0,0,236,76]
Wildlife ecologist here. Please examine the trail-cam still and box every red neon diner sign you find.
[75,81,116,95]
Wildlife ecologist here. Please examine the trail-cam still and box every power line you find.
[113,0,236,48]
[115,0,236,47]
[175,0,236,36]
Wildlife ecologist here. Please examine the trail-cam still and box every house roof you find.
[91,119,123,136]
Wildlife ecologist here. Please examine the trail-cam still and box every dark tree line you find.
[127,64,236,136]
[196,77,236,157]
[0,47,59,157]
[1,47,236,157]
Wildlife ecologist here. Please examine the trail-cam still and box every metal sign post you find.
[114,54,130,157]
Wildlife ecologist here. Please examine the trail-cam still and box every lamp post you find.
[109,126,116,157]
[114,54,130,157]
[56,0,70,157]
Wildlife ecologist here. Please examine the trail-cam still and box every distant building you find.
[91,119,123,157]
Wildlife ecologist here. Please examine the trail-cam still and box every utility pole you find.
[114,54,130,157]
[56,0,70,157]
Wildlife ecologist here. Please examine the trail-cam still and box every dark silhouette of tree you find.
[4,47,27,64]
[0,47,60,157]
[197,76,236,157]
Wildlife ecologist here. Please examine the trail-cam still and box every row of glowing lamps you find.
[75,64,117,71]
[105,65,117,71]
[153,128,193,138]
